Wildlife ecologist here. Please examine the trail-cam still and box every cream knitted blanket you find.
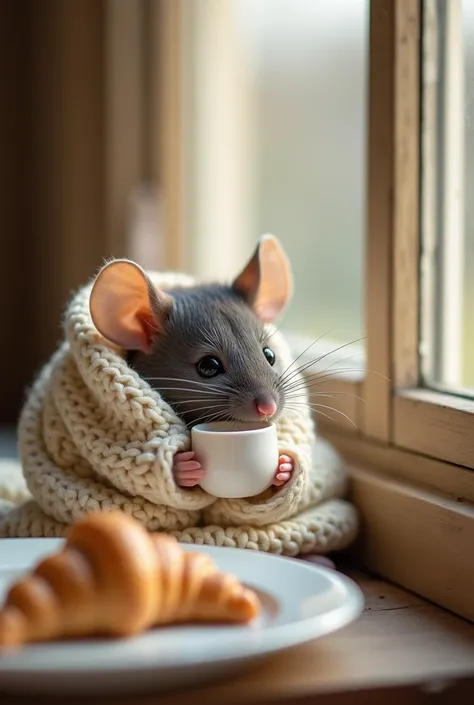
[0,272,358,555]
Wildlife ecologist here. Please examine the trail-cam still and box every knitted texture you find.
[0,271,358,555]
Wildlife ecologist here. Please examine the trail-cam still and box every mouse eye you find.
[263,347,276,366]
[196,356,224,378]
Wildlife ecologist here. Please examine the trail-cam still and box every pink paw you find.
[173,451,205,488]
[272,454,294,487]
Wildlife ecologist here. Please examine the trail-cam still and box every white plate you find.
[0,539,364,695]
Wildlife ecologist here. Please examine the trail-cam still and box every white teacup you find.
[191,421,279,499]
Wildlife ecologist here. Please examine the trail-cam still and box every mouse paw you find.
[173,451,205,488]
[272,454,294,487]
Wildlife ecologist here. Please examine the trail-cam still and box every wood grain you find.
[393,389,474,469]
[365,0,422,437]
[0,1,32,422]
[350,464,474,622]
[364,0,395,441]
[309,378,364,433]
[27,0,108,366]
[320,424,474,503]
[2,570,473,704]
[154,0,187,271]
[105,0,147,259]
[393,0,421,389]
[0,1,112,420]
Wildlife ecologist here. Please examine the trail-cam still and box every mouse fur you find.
[128,284,286,426]
[89,235,294,427]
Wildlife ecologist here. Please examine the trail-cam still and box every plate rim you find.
[0,539,365,675]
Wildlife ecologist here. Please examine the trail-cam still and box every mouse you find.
[89,235,296,490]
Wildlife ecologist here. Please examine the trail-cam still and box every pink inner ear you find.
[231,235,293,323]
[252,236,293,323]
[102,308,153,353]
[140,310,160,350]
[254,301,284,324]
[89,259,162,353]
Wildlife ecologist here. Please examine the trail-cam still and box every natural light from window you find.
[182,0,368,363]
[421,0,474,393]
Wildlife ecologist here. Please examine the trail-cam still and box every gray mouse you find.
[89,235,296,490]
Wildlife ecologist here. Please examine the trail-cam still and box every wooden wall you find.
[0,0,155,423]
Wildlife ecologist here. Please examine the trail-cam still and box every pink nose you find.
[255,399,277,418]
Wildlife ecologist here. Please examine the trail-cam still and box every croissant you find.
[0,512,260,648]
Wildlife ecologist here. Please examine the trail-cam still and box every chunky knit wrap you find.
[0,272,358,555]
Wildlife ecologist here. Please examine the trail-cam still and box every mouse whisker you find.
[186,409,230,426]
[176,403,228,416]
[284,337,359,385]
[260,303,295,344]
[279,370,360,395]
[284,401,357,428]
[277,329,335,384]
[283,405,337,425]
[286,392,350,401]
[177,403,227,414]
[310,405,357,427]
[279,367,372,394]
[153,388,230,398]
[285,391,366,404]
[281,366,390,397]
[278,336,366,388]
[260,320,284,345]
[290,353,361,382]
[163,396,229,405]
[173,397,230,404]
[279,363,389,395]
[279,369,353,393]
[143,376,229,391]
[284,335,366,379]
[279,352,364,392]
[279,346,365,395]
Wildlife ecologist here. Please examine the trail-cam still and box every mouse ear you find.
[232,234,293,323]
[89,259,172,353]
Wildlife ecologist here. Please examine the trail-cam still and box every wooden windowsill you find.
[3,568,473,705]
[317,421,474,623]
[393,388,474,469]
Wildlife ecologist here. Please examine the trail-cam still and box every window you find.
[182,0,368,352]
[421,0,474,394]
[156,0,474,463]
[165,0,368,431]
[391,0,474,469]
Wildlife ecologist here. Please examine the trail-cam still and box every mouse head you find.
[90,235,293,425]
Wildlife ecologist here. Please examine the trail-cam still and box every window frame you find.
[348,0,473,622]
[347,0,423,445]
[131,0,474,455]
[148,0,474,622]
[309,0,474,472]
[382,0,474,470]
[155,0,369,434]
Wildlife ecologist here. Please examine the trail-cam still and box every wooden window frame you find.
[390,0,474,468]
[149,0,474,622]
[336,0,473,623]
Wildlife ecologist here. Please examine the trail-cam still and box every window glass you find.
[183,0,368,348]
[421,0,474,392]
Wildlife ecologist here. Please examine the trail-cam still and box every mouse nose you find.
[255,398,277,418]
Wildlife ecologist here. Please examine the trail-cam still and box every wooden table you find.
[2,569,474,705]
